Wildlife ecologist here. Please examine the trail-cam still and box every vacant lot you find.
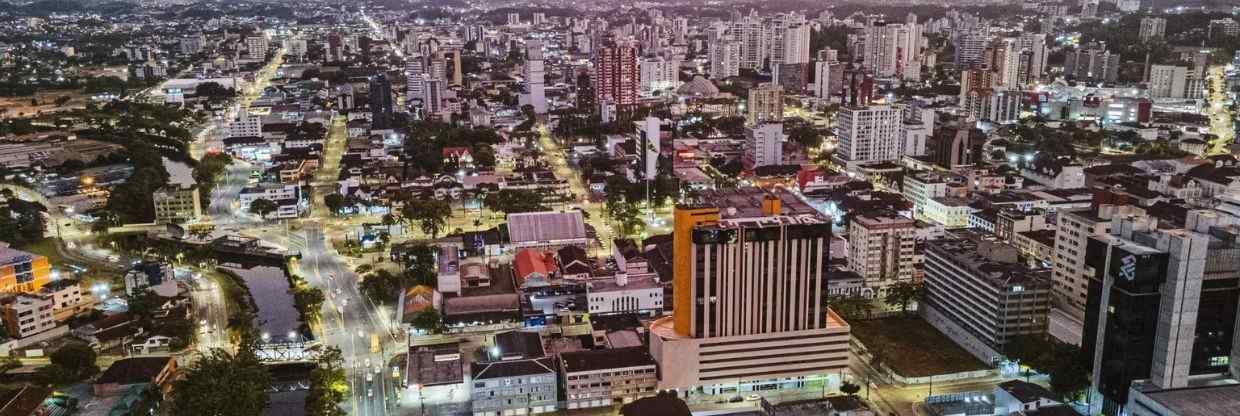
[0,90,93,117]
[850,317,988,377]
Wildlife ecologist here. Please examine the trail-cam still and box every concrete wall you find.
[921,304,1004,366]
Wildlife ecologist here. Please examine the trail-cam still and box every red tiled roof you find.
[513,249,555,283]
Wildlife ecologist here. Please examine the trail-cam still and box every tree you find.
[43,343,98,384]
[606,200,645,237]
[193,152,232,209]
[1047,353,1092,402]
[409,308,443,333]
[248,198,278,219]
[0,199,46,247]
[170,347,272,416]
[785,119,826,149]
[0,355,19,376]
[360,269,401,305]
[883,281,924,316]
[293,286,326,325]
[195,82,236,99]
[400,244,437,287]
[840,381,861,398]
[324,193,347,215]
[1005,334,1092,402]
[401,198,451,238]
[305,346,348,416]
[482,189,547,215]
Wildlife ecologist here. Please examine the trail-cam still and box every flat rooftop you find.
[679,187,822,220]
[926,230,1051,285]
[1135,379,1240,416]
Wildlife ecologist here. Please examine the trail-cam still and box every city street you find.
[1206,65,1235,155]
[301,223,402,416]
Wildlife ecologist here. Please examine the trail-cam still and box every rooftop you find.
[926,230,1050,285]
[1134,380,1240,416]
[507,211,587,244]
[0,247,40,267]
[560,346,655,373]
[96,356,173,385]
[470,357,556,380]
[679,187,823,220]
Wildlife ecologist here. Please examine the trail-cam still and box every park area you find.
[850,317,987,377]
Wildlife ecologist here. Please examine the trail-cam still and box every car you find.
[367,388,373,398]
[365,358,371,368]
[745,394,762,402]
[366,373,373,383]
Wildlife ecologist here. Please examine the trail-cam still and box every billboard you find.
[1108,245,1168,289]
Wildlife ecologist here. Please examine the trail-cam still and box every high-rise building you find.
[1140,17,1167,42]
[1064,45,1120,83]
[525,40,547,114]
[813,61,843,99]
[731,13,766,70]
[506,12,520,26]
[672,17,689,45]
[848,213,917,294]
[638,116,660,179]
[708,40,741,79]
[983,38,1021,88]
[651,188,850,395]
[863,21,924,80]
[900,106,934,157]
[780,23,812,65]
[592,40,640,107]
[922,230,1052,363]
[283,38,307,60]
[575,71,595,110]
[369,73,394,129]
[835,105,902,163]
[1083,210,1240,415]
[326,32,344,63]
[180,34,206,56]
[245,35,268,60]
[405,57,426,106]
[153,183,201,224]
[959,67,996,104]
[817,48,839,63]
[766,12,807,66]
[1016,33,1048,84]
[931,125,985,170]
[638,56,680,97]
[447,48,463,86]
[1051,203,1144,322]
[747,82,784,125]
[225,112,262,138]
[1148,65,1189,98]
[424,78,446,115]
[745,122,784,168]
[954,32,988,66]
[961,89,1021,123]
[1081,0,1100,17]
